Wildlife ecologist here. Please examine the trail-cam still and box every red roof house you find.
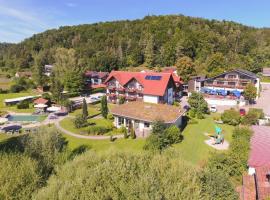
[104,71,176,104]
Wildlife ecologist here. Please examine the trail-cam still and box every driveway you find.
[245,83,270,116]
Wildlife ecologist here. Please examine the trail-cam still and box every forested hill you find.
[1,15,270,75]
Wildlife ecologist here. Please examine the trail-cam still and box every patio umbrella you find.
[34,104,48,108]
[232,90,241,98]
[221,89,227,96]
[47,106,61,112]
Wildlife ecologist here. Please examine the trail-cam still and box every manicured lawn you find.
[59,117,114,135]
[63,133,145,153]
[70,103,101,117]
[0,91,38,113]
[173,115,234,165]
[70,102,117,117]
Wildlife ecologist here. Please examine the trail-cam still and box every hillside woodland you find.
[0,15,270,78]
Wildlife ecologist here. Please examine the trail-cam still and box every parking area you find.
[69,92,106,105]
[245,83,270,116]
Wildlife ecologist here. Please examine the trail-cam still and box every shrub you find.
[107,113,114,120]
[119,126,128,138]
[87,126,112,135]
[17,100,30,109]
[73,115,88,128]
[21,128,68,179]
[173,101,180,107]
[221,109,241,126]
[0,154,41,200]
[10,84,25,93]
[130,127,136,139]
[249,108,264,119]
[200,168,238,200]
[242,112,258,125]
[196,111,204,119]
[188,108,196,118]
[164,125,181,144]
[144,121,182,152]
[119,96,125,104]
[35,152,203,200]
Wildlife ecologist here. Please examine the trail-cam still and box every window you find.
[228,82,236,86]
[217,81,224,85]
[118,117,124,126]
[144,122,150,128]
[228,74,237,79]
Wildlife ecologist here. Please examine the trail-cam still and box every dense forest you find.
[1,15,270,76]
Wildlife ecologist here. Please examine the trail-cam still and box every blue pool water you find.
[7,115,40,122]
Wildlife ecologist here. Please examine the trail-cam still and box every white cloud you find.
[0,4,50,42]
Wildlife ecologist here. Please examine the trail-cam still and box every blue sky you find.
[0,0,270,43]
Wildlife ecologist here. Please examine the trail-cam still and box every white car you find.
[210,105,217,113]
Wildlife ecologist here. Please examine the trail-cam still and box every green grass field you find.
[70,103,101,117]
[173,115,234,165]
[60,114,234,165]
[60,117,114,135]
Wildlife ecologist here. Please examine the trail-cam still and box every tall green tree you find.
[144,34,155,68]
[243,83,257,104]
[82,98,88,119]
[175,56,196,82]
[33,52,47,86]
[188,92,208,117]
[101,96,108,119]
[50,72,64,103]
[53,48,84,94]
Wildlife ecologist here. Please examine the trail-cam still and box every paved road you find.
[55,119,124,140]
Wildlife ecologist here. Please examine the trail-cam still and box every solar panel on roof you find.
[145,75,162,81]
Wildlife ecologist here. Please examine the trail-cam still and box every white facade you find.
[143,95,159,104]
[113,115,183,138]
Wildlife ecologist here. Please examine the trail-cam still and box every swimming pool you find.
[7,115,41,122]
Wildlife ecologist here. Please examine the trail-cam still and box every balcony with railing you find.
[204,83,246,90]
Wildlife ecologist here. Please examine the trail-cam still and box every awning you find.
[232,90,241,97]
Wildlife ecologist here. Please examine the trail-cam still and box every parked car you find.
[239,108,246,116]
[210,105,217,113]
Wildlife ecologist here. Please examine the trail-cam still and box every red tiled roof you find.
[248,126,270,168]
[104,71,175,96]
[33,98,48,104]
[239,175,256,200]
[255,166,270,200]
